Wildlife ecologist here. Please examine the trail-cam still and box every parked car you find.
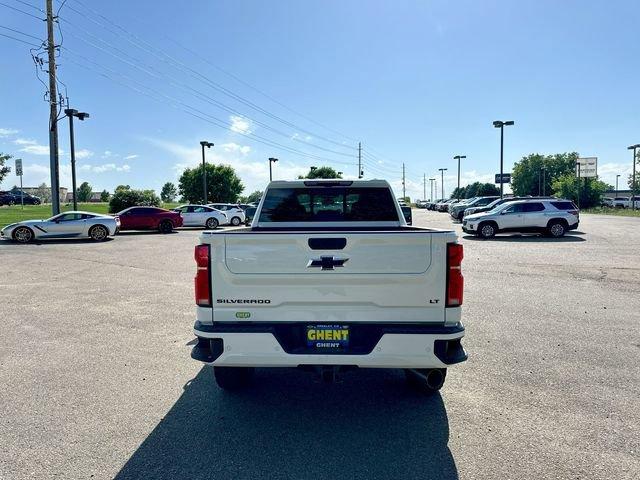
[601,197,614,207]
[243,206,257,226]
[207,203,245,226]
[626,196,640,209]
[1,211,119,243]
[612,197,630,208]
[462,196,553,218]
[238,203,257,211]
[0,191,42,205]
[190,179,466,392]
[463,199,579,238]
[115,206,183,233]
[401,205,412,225]
[172,205,227,229]
[450,196,498,221]
[428,199,445,210]
[415,200,428,209]
[437,199,457,212]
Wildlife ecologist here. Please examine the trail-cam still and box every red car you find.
[115,206,183,233]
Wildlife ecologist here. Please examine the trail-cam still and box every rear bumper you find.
[192,321,467,369]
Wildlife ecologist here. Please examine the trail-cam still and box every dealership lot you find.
[1,213,639,480]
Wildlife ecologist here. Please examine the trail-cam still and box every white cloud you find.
[0,128,18,137]
[19,144,50,156]
[75,149,94,160]
[102,150,116,158]
[13,138,37,146]
[229,115,252,134]
[220,143,251,155]
[79,163,131,173]
[123,154,139,160]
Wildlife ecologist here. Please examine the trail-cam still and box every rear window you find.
[258,187,399,222]
[550,201,577,210]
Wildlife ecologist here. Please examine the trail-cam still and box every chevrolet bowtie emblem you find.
[307,256,349,270]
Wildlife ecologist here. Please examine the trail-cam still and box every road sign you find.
[576,157,597,178]
[15,158,23,176]
[495,173,511,184]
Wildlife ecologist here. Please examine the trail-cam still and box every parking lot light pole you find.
[64,109,90,211]
[429,178,436,201]
[453,155,466,200]
[438,168,448,200]
[268,157,278,181]
[493,120,515,198]
[200,141,214,204]
[628,144,640,210]
[541,166,546,196]
[616,174,621,197]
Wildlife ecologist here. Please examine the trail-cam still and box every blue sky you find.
[1,0,639,200]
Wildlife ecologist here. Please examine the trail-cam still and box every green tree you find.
[35,182,51,203]
[552,174,608,208]
[160,182,177,202]
[0,152,12,185]
[298,166,342,179]
[77,181,93,202]
[100,190,110,202]
[238,190,263,204]
[511,152,579,196]
[450,182,499,199]
[108,185,160,213]
[178,164,244,204]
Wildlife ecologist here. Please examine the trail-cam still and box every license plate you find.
[306,324,350,350]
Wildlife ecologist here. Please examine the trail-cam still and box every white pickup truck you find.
[191,179,467,393]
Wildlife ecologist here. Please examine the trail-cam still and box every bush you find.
[108,186,160,213]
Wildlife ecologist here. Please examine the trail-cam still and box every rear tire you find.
[159,220,173,233]
[405,368,447,394]
[214,366,254,391]
[89,225,109,242]
[548,220,566,238]
[230,216,241,226]
[205,217,219,229]
[13,226,34,243]
[478,222,497,239]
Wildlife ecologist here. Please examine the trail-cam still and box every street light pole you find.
[628,144,640,210]
[493,120,514,198]
[200,141,214,204]
[269,157,278,181]
[453,155,466,200]
[429,178,436,201]
[64,108,90,211]
[541,166,546,196]
[438,168,448,200]
[616,174,620,197]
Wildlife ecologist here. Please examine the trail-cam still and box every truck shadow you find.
[115,367,458,480]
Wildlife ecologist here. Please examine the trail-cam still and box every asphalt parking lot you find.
[1,212,639,480]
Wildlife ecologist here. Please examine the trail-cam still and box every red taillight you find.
[194,244,211,306]
[446,243,464,307]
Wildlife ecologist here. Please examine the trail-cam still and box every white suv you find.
[462,199,579,238]
[207,203,246,226]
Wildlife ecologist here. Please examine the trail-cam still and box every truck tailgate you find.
[208,229,456,324]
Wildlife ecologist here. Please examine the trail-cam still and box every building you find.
[64,191,104,203]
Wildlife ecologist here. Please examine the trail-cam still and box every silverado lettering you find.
[217,299,271,304]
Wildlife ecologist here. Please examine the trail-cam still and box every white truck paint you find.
[191,179,466,391]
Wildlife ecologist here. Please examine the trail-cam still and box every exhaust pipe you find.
[425,369,446,390]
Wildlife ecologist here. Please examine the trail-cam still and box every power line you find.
[61,49,357,168]
[11,0,43,13]
[0,31,40,46]
[63,0,358,152]
[0,23,43,41]
[0,1,43,19]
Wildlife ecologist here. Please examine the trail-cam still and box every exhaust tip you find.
[425,369,446,390]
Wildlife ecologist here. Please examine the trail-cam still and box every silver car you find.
[1,211,120,243]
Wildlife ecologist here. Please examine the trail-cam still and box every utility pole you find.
[453,155,466,200]
[616,174,620,197]
[438,168,448,200]
[576,162,581,209]
[358,142,362,179]
[429,178,436,202]
[46,0,60,215]
[628,144,640,211]
[402,163,406,200]
[200,141,214,203]
[423,174,426,201]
